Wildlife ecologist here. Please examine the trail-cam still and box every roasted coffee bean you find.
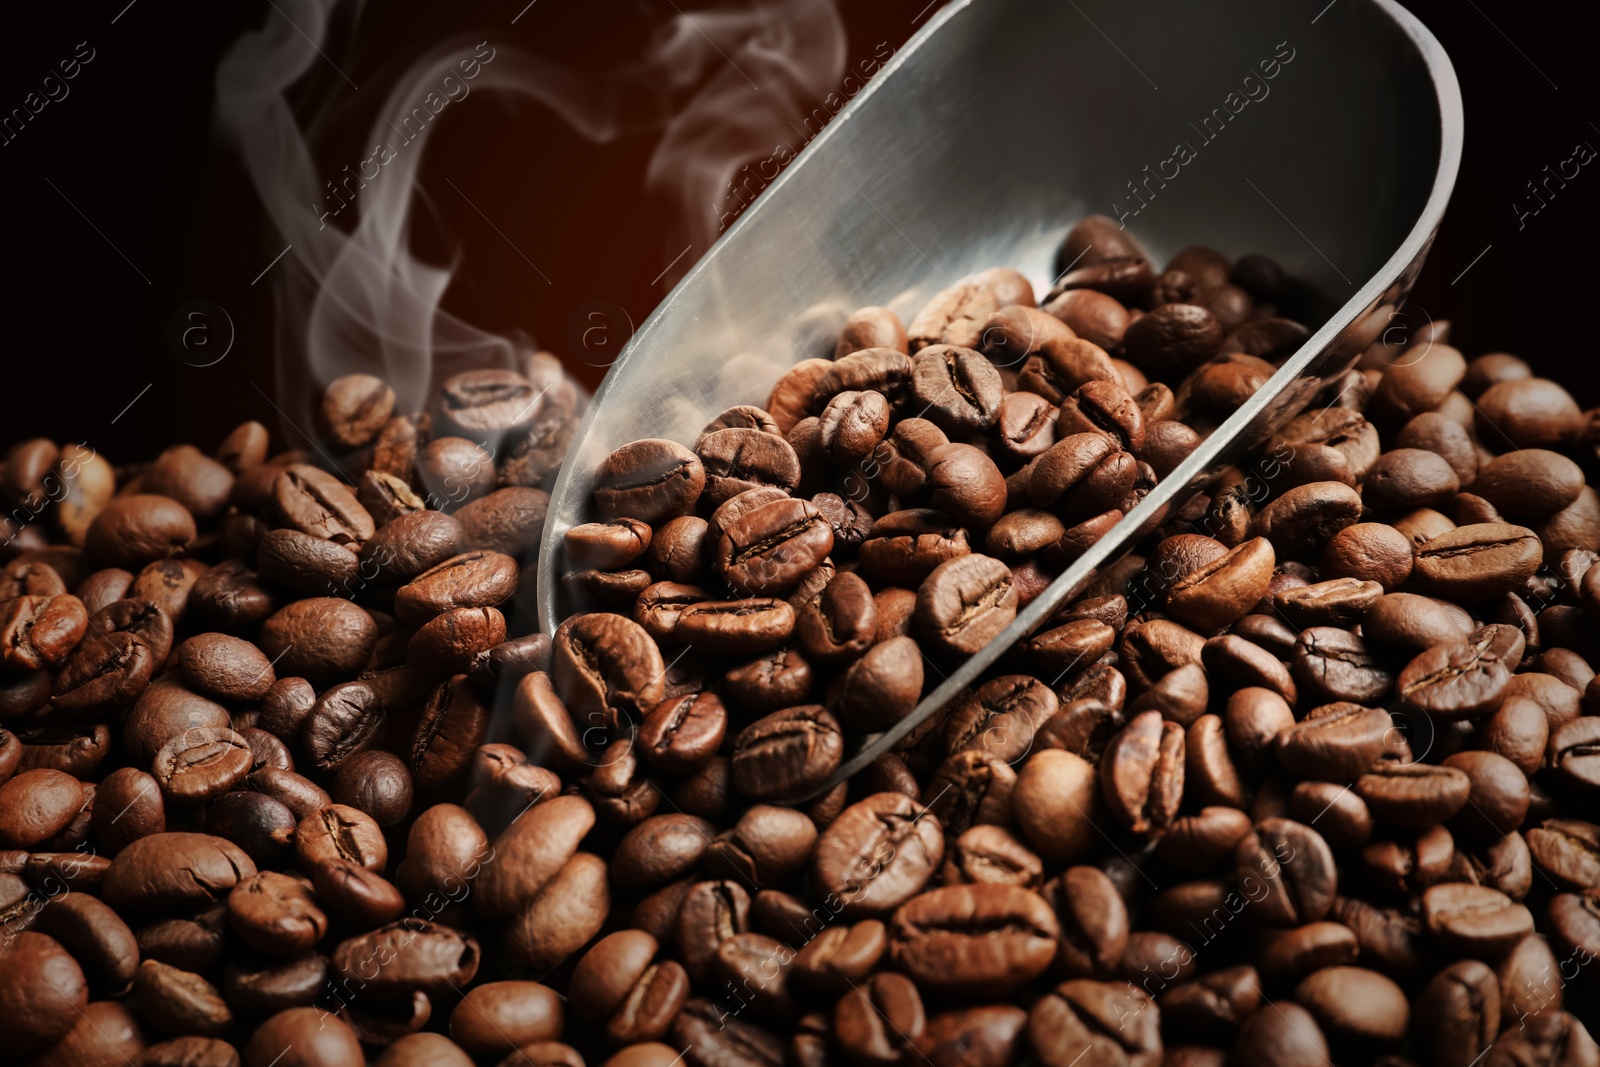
[1252,480,1364,559]
[205,791,298,869]
[258,598,377,684]
[1236,819,1336,926]
[295,803,387,872]
[410,675,490,789]
[474,794,593,918]
[331,918,480,999]
[637,692,726,773]
[915,553,1016,656]
[302,682,384,771]
[331,749,414,826]
[1276,701,1392,781]
[808,792,942,919]
[1414,959,1502,1067]
[1292,627,1392,704]
[552,612,666,733]
[594,439,705,523]
[153,727,253,802]
[675,598,796,656]
[1423,883,1534,956]
[85,494,197,568]
[731,705,843,801]
[1293,964,1409,1042]
[226,870,327,956]
[889,884,1058,997]
[1550,716,1600,793]
[0,768,84,848]
[1028,979,1162,1067]
[1413,523,1544,600]
[102,833,256,911]
[1355,761,1473,829]
[1100,710,1184,834]
[1399,631,1517,720]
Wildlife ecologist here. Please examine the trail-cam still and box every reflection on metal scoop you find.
[537,0,1462,801]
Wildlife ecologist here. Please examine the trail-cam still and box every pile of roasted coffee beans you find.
[1,352,595,1066]
[545,217,1600,1066]
[5,213,1600,1067]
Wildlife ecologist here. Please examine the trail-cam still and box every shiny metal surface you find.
[537,0,1462,799]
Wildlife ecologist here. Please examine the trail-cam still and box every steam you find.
[213,0,845,430]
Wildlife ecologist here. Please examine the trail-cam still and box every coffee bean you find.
[102,833,256,912]
[85,494,197,568]
[332,749,414,826]
[1275,701,1392,781]
[1413,522,1544,600]
[1423,883,1534,956]
[330,917,480,1001]
[1551,716,1600,793]
[259,598,378,685]
[302,682,384,772]
[717,497,834,597]
[394,550,519,626]
[1484,1011,1600,1067]
[1292,964,1409,1043]
[295,804,387,872]
[1235,819,1336,926]
[552,612,666,734]
[1409,960,1502,1067]
[914,553,1016,656]
[594,440,705,524]
[889,883,1058,997]
[179,633,276,702]
[1233,1000,1330,1067]
[152,727,252,802]
[675,598,796,656]
[474,794,592,918]
[1028,979,1162,1067]
[731,705,843,801]
[1100,710,1184,834]
[0,768,83,848]
[1399,635,1521,728]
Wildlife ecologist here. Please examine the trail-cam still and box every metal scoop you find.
[536,0,1462,800]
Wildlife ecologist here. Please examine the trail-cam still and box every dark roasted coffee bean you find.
[102,833,256,911]
[552,612,665,734]
[206,791,297,869]
[1423,883,1534,956]
[85,494,196,568]
[1232,1000,1330,1067]
[1398,629,1517,720]
[1413,522,1544,600]
[332,748,414,826]
[152,727,252,802]
[889,883,1058,997]
[226,870,327,956]
[1236,819,1336,926]
[410,675,489,789]
[637,692,726,774]
[731,705,842,801]
[915,553,1016,656]
[258,598,378,684]
[295,803,387,872]
[393,550,518,626]
[1028,979,1162,1067]
[594,439,705,523]
[1550,716,1600,793]
[1414,960,1501,1067]
[302,682,383,771]
[1276,700,1392,782]
[675,598,796,656]
[1100,710,1184,834]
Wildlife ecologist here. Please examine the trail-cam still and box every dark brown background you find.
[0,0,1593,460]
